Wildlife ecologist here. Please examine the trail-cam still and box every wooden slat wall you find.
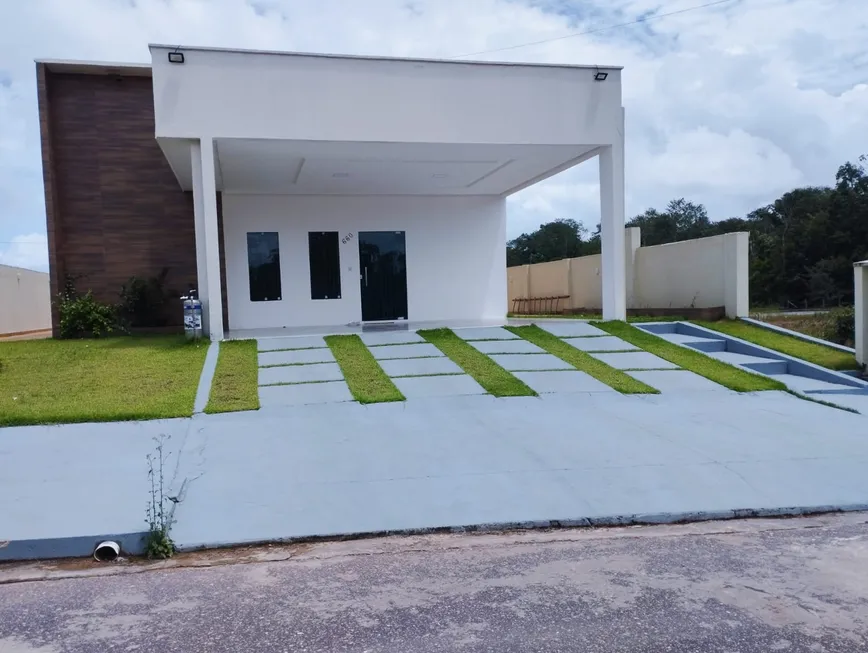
[37,66,228,334]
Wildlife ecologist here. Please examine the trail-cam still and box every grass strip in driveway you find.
[0,335,208,427]
[596,321,787,393]
[205,340,260,414]
[418,328,536,397]
[506,325,657,394]
[696,319,859,371]
[325,335,404,403]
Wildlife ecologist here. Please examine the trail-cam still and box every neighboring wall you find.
[36,64,200,335]
[856,262,868,366]
[222,195,507,330]
[0,265,51,335]
[508,230,749,318]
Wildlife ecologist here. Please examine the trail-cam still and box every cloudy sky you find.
[1,0,866,271]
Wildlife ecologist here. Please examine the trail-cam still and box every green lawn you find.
[419,328,536,397]
[0,336,208,427]
[696,319,860,371]
[595,321,787,392]
[205,340,260,414]
[506,325,658,394]
[325,335,404,403]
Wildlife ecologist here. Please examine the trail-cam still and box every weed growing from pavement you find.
[145,434,176,559]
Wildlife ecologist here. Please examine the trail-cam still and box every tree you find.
[507,219,594,266]
[626,198,710,246]
[505,154,868,309]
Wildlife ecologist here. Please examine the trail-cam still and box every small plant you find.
[57,276,119,339]
[119,268,175,329]
[823,306,855,346]
[145,434,175,559]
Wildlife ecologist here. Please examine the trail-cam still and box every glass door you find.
[358,231,408,322]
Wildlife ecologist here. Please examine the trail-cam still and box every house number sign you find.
[341,232,354,245]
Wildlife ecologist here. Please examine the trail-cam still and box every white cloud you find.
[0,233,48,271]
[0,0,866,246]
[640,127,804,195]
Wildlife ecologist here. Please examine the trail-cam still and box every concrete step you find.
[685,339,727,353]
[742,360,790,375]
[770,373,865,394]
[706,351,784,367]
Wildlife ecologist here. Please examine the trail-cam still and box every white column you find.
[724,232,750,318]
[856,263,868,367]
[599,107,627,321]
[190,142,210,336]
[624,226,641,311]
[190,137,224,341]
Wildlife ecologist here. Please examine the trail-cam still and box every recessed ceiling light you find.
[432,173,448,178]
[332,172,350,178]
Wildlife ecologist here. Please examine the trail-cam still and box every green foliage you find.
[324,335,405,403]
[119,268,176,328]
[506,325,657,394]
[145,434,176,560]
[508,155,868,310]
[419,328,537,397]
[507,219,600,266]
[826,306,855,346]
[0,336,207,427]
[144,528,175,560]
[205,340,261,413]
[57,278,119,339]
[627,198,714,245]
[698,319,859,371]
[596,321,787,393]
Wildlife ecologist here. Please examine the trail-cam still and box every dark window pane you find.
[247,232,282,302]
[308,232,341,300]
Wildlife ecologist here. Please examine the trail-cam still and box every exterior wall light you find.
[594,71,608,81]
[168,51,185,64]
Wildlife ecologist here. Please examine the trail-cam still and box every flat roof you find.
[148,43,623,71]
[36,59,152,77]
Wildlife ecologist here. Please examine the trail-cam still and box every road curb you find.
[172,504,868,552]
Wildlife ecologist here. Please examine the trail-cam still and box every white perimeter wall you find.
[634,233,748,317]
[222,195,506,330]
[0,265,51,335]
[507,231,749,318]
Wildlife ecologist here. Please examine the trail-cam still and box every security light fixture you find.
[168,51,185,64]
[594,71,608,81]
[432,173,448,178]
[332,172,350,178]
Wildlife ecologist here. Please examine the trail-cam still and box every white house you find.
[146,45,627,340]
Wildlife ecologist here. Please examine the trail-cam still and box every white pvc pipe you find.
[93,541,120,562]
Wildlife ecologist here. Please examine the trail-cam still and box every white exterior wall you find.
[856,263,868,366]
[222,195,506,330]
[151,46,622,146]
[0,265,51,335]
[633,233,749,317]
[507,231,750,318]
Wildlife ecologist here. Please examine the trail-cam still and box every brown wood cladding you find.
[37,66,227,334]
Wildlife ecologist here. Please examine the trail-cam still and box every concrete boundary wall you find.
[508,229,749,318]
[856,261,868,366]
[0,264,52,335]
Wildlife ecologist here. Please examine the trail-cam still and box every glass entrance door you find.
[358,231,408,322]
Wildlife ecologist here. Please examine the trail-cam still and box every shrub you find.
[57,280,119,339]
[823,306,855,346]
[119,268,175,329]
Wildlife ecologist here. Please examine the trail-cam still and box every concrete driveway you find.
[3,362,868,559]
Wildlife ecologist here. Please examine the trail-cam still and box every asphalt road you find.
[2,513,868,652]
